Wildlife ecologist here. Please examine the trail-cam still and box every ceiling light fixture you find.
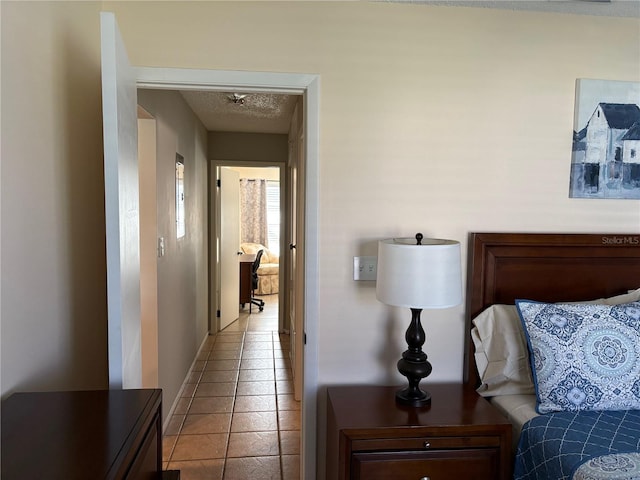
[229,93,248,105]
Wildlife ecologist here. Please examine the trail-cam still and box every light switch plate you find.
[354,256,377,281]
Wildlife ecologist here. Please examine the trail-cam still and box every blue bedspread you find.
[514,410,640,480]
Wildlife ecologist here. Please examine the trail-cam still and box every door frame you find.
[136,67,319,479]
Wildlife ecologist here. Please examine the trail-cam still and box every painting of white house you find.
[570,79,640,199]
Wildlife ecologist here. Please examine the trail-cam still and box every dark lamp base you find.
[395,308,433,408]
[396,387,431,407]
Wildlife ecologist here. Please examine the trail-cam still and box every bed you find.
[464,232,640,480]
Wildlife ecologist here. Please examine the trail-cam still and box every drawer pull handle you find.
[423,441,431,449]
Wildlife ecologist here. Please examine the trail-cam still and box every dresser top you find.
[1,389,161,480]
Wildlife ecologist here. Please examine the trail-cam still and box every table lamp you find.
[376,233,462,407]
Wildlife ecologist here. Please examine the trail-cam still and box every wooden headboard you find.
[464,232,640,387]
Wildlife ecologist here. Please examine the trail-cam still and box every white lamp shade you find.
[376,237,462,309]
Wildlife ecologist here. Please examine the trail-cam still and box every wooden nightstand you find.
[326,384,512,480]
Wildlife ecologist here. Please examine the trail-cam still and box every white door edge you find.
[101,12,142,389]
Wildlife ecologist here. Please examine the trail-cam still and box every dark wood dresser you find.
[1,389,163,480]
[326,384,512,480]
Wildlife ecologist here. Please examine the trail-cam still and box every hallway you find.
[162,295,300,480]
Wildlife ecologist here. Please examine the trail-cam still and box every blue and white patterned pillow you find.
[516,300,640,414]
[574,453,640,480]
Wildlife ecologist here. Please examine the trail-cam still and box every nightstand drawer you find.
[351,449,500,480]
[352,435,500,451]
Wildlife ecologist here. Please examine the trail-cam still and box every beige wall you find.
[137,89,209,415]
[102,4,640,475]
[107,0,640,383]
[1,1,108,396]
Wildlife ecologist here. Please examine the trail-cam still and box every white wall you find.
[137,89,209,417]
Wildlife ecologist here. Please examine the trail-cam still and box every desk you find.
[239,253,255,305]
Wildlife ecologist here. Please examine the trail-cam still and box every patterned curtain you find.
[239,178,268,245]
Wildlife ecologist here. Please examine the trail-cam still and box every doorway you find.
[102,13,318,476]
[136,68,320,479]
[229,165,282,324]
[215,164,285,332]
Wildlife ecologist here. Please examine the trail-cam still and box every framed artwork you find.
[569,79,640,199]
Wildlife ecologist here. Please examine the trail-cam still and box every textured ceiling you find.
[180,91,299,134]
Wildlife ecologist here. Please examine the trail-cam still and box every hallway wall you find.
[137,89,209,419]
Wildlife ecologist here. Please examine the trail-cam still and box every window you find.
[266,180,280,256]
[176,154,185,239]
[631,149,637,159]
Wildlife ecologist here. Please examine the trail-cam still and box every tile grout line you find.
[223,329,247,479]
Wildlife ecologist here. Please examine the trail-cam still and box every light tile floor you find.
[163,295,300,480]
